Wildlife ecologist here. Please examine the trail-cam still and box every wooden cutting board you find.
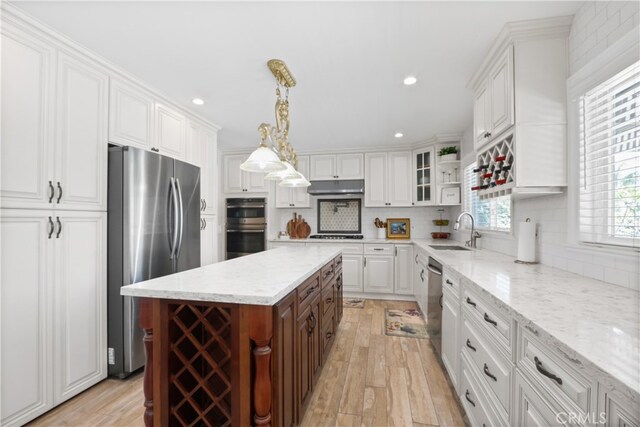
[296,220,311,239]
[287,213,298,238]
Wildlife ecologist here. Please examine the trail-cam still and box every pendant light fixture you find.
[241,59,309,185]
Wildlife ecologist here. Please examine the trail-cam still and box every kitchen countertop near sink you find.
[412,239,640,403]
[269,237,417,244]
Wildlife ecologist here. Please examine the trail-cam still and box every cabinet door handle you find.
[48,216,55,239]
[203,199,207,210]
[534,356,563,385]
[395,247,398,256]
[483,363,497,381]
[439,295,443,308]
[466,297,476,307]
[483,313,497,326]
[48,181,55,203]
[203,218,207,230]
[56,182,63,204]
[420,270,424,281]
[415,254,419,264]
[465,390,476,407]
[55,216,62,238]
[364,258,367,267]
[151,147,159,152]
[326,331,333,340]
[446,279,453,286]
[466,339,476,352]
[200,219,204,230]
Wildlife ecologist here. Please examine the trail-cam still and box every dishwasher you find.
[426,256,443,358]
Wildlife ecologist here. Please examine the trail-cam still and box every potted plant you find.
[438,146,458,162]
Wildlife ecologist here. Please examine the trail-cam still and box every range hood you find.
[307,179,364,195]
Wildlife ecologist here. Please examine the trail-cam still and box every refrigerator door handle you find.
[169,177,180,259]
[175,177,185,259]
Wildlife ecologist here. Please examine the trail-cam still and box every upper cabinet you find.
[155,103,186,159]
[412,147,435,206]
[1,23,56,210]
[1,22,109,212]
[223,154,267,194]
[186,121,218,214]
[275,156,311,208]
[474,46,514,150]
[55,52,109,212]
[108,78,154,150]
[364,151,412,207]
[468,17,571,199]
[309,153,363,180]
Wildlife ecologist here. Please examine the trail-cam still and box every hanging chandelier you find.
[240,59,310,187]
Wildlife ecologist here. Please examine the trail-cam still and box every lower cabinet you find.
[200,214,217,266]
[441,287,459,389]
[342,254,363,292]
[393,244,413,295]
[513,369,564,427]
[276,256,342,427]
[363,255,394,293]
[0,210,107,426]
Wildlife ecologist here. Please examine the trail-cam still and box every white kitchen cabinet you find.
[0,211,53,426]
[387,152,413,206]
[309,153,364,180]
[342,254,364,293]
[1,24,55,210]
[53,211,107,403]
[473,45,514,151]
[201,214,217,266]
[413,147,436,206]
[108,78,154,149]
[441,289,460,390]
[364,153,388,207]
[55,52,109,212]
[223,154,267,194]
[393,244,413,295]
[364,151,412,207]
[275,156,310,208]
[155,103,186,159]
[187,121,218,214]
[363,255,394,294]
[514,370,562,427]
[1,210,106,426]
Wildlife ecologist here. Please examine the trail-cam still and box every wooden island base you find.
[139,254,343,427]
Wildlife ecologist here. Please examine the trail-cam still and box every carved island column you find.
[247,305,274,426]
[138,298,154,427]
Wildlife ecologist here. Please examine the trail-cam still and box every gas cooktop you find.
[309,234,364,240]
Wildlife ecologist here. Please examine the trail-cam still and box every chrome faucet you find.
[454,211,481,248]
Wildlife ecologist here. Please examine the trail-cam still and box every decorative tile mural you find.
[318,199,361,233]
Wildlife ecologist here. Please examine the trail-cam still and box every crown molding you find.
[1,3,222,131]
[467,15,573,90]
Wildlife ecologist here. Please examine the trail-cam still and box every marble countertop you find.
[120,246,342,306]
[269,237,415,244]
[412,239,640,402]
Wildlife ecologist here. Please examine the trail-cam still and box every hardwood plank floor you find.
[28,299,466,427]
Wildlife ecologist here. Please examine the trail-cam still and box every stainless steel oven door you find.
[225,225,266,259]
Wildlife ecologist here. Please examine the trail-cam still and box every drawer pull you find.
[326,331,333,339]
[465,390,476,407]
[483,313,497,326]
[323,270,332,279]
[446,279,453,286]
[326,298,333,304]
[373,248,384,251]
[534,356,563,385]
[466,339,476,352]
[305,285,318,298]
[483,363,497,381]
[466,297,476,307]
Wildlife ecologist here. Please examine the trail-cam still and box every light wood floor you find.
[28,299,466,427]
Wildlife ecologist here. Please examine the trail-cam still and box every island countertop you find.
[120,246,342,305]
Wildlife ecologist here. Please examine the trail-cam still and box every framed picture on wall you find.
[386,218,410,239]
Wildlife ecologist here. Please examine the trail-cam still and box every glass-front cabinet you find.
[413,147,435,205]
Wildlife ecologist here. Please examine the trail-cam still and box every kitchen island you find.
[121,246,344,427]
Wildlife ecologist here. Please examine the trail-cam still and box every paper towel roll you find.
[517,219,536,263]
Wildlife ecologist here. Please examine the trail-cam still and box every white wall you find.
[453,1,640,291]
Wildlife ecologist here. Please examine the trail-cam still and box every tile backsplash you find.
[318,199,361,233]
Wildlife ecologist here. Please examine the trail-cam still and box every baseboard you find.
[343,292,416,302]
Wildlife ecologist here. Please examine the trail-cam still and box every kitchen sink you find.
[429,245,470,251]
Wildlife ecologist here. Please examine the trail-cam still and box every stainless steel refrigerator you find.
[107,146,201,377]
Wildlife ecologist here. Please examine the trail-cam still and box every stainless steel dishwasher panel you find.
[426,256,443,358]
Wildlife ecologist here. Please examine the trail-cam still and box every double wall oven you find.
[225,198,267,259]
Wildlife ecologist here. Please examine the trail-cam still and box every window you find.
[579,61,639,249]
[463,162,511,232]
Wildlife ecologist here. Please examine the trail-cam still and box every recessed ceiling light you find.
[395,132,404,138]
[192,98,205,105]
[403,76,417,86]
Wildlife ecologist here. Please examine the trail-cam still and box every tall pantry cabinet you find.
[1,15,108,426]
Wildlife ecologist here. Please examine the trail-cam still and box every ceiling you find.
[13,1,582,151]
